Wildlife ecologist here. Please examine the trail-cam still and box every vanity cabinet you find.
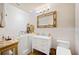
[32,35,52,55]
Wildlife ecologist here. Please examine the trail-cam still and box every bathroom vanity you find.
[32,35,52,55]
[0,40,18,55]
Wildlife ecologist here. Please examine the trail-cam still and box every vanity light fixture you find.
[35,4,51,14]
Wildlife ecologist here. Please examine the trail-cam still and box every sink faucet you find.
[2,36,5,41]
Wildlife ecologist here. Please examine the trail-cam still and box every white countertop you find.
[21,33,52,39]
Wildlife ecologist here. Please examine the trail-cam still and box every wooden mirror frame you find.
[37,11,57,28]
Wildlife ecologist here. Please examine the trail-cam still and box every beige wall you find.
[75,3,79,55]
[29,3,75,54]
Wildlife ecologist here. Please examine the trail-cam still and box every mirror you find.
[37,11,57,28]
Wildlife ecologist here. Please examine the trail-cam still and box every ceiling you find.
[11,3,45,12]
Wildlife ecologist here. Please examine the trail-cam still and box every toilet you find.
[56,40,71,55]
